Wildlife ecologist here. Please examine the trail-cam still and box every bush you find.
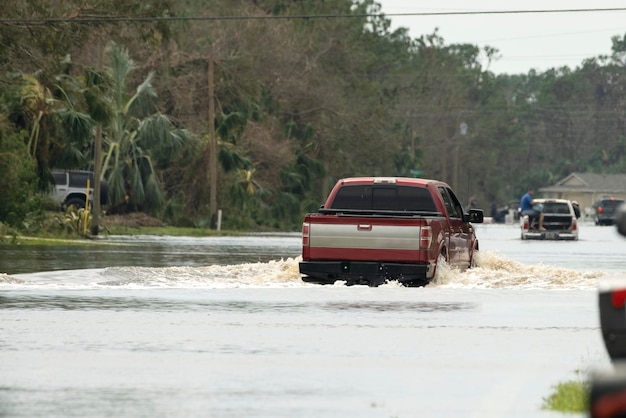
[543,373,589,413]
[0,131,42,227]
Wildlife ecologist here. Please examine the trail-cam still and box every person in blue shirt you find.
[520,187,545,231]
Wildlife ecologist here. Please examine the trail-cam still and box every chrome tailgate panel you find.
[309,223,422,250]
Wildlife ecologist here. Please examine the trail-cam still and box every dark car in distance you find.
[594,197,625,226]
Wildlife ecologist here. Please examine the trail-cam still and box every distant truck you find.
[299,177,484,287]
[594,197,625,226]
[520,198,579,241]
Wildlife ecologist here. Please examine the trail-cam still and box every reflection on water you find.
[323,301,475,312]
[0,233,302,275]
[0,293,477,314]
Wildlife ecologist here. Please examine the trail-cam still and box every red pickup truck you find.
[299,177,484,287]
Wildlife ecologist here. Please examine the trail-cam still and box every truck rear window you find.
[329,185,438,212]
[542,202,571,214]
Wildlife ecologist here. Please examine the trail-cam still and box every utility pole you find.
[208,53,217,228]
[91,41,104,236]
[453,121,468,192]
[441,126,448,183]
[91,125,102,235]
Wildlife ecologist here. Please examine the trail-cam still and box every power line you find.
[1,8,626,24]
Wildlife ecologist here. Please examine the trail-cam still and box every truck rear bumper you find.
[522,230,578,240]
[299,261,432,287]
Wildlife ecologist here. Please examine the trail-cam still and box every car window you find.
[438,187,463,219]
[543,202,570,214]
[68,172,93,188]
[600,200,624,208]
[330,185,438,212]
[53,172,67,185]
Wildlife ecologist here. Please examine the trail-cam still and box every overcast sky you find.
[377,0,626,75]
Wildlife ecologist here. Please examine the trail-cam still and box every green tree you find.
[99,43,194,215]
[7,67,96,189]
[0,130,41,227]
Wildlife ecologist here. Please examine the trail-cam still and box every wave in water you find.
[1,251,609,290]
[432,250,604,290]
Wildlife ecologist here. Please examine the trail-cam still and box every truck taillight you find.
[420,226,432,249]
[612,288,626,308]
[572,219,577,231]
[302,222,310,246]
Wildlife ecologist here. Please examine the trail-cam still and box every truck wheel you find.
[470,249,478,268]
[434,249,447,279]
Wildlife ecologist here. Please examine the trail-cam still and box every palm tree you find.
[99,43,194,215]
[16,69,96,188]
[20,74,55,162]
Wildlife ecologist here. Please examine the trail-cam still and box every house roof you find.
[540,172,626,193]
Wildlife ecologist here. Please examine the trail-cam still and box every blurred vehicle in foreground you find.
[592,202,626,417]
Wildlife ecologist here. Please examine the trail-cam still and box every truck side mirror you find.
[467,209,484,224]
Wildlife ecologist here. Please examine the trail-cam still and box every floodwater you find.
[1,222,626,417]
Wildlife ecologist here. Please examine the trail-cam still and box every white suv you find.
[51,169,108,210]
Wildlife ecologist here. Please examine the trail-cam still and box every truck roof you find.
[336,177,446,187]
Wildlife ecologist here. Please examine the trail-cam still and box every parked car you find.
[50,169,108,210]
[490,200,520,223]
[520,198,578,240]
[594,197,625,226]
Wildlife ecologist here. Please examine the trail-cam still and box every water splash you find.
[0,273,25,284]
[2,252,608,290]
[431,250,604,290]
[96,257,305,288]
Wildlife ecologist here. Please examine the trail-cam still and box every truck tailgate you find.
[305,217,430,262]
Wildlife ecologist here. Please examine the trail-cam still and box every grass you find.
[1,225,250,245]
[543,372,589,413]
[0,210,278,245]
[102,224,245,237]
[1,236,102,245]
